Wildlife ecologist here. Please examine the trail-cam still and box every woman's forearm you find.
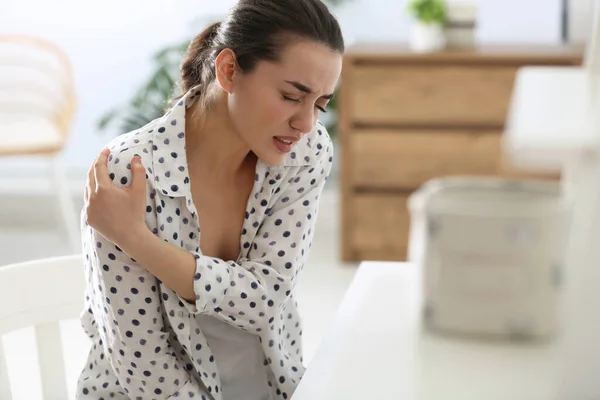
[120,228,197,302]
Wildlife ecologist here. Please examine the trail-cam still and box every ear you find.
[214,48,237,94]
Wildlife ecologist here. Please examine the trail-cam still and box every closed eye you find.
[282,95,327,113]
[282,95,300,103]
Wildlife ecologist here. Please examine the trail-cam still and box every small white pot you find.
[410,21,446,53]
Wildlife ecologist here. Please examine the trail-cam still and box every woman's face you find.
[223,40,342,166]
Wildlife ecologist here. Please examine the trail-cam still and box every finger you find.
[93,148,111,190]
[130,155,147,195]
[84,184,89,204]
[86,159,96,194]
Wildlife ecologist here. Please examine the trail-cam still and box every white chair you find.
[0,34,80,252]
[0,254,85,400]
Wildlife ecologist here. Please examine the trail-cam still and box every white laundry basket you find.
[408,177,571,340]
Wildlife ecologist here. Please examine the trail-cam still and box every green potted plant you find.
[406,0,447,52]
[98,0,351,139]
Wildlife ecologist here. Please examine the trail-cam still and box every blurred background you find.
[0,0,597,399]
[0,0,592,262]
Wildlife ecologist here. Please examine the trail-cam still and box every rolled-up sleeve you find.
[82,149,207,399]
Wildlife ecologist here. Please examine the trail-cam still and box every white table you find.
[292,262,562,400]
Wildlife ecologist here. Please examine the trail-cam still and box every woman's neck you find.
[184,96,254,181]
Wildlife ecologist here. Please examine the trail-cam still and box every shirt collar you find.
[151,86,318,198]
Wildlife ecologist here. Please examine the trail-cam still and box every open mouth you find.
[274,137,294,145]
[273,136,297,153]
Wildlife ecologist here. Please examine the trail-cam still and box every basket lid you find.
[408,177,568,218]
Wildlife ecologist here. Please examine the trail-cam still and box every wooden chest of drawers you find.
[338,43,583,262]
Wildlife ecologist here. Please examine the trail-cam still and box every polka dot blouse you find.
[76,86,334,400]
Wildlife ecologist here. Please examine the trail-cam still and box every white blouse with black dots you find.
[76,87,334,400]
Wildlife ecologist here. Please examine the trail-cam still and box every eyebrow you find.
[285,80,334,100]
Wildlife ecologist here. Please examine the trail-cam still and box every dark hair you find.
[174,0,344,108]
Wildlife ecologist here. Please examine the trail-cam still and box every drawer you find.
[351,193,411,261]
[350,65,517,126]
[349,129,502,189]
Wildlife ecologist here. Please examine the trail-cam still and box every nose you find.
[290,104,316,135]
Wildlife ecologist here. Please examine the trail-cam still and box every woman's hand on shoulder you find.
[84,148,149,249]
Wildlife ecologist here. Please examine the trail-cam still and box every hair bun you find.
[177,21,222,100]
[190,21,221,53]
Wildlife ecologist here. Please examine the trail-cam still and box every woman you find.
[77,0,343,399]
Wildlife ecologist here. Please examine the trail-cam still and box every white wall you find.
[0,0,594,180]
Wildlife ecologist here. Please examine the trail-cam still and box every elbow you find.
[218,305,279,332]
[243,279,297,331]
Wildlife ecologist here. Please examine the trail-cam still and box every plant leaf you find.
[407,0,447,24]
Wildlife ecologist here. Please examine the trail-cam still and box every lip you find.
[273,136,298,153]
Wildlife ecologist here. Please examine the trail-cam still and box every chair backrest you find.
[0,34,77,151]
[0,254,85,400]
